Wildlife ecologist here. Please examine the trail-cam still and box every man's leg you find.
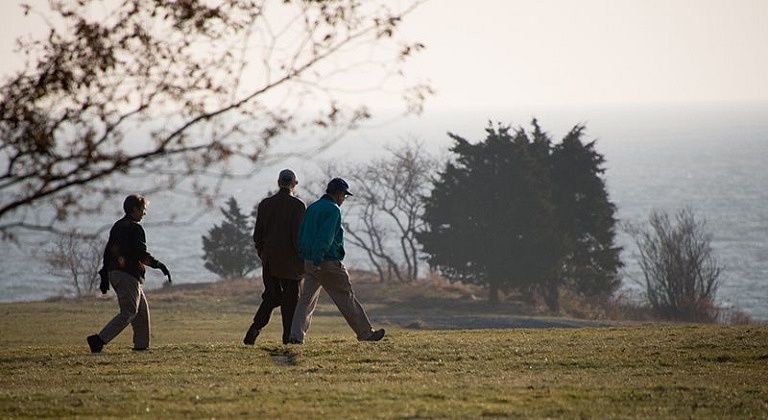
[252,275,282,328]
[98,271,141,344]
[319,261,376,341]
[131,287,150,350]
[244,264,282,345]
[289,262,323,343]
[279,278,300,344]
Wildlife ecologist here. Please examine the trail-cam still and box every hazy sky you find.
[2,0,767,109]
[398,0,768,107]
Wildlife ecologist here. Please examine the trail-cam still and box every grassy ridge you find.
[1,281,767,418]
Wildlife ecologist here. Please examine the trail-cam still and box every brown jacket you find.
[253,187,306,279]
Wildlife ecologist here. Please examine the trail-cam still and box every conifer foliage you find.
[551,126,623,300]
[201,197,258,279]
[419,121,621,311]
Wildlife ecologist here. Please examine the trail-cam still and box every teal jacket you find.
[298,194,346,266]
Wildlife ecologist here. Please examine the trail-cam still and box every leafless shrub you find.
[342,140,439,283]
[626,208,722,322]
[44,230,102,297]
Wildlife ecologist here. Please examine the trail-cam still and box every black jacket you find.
[102,215,161,281]
[253,187,306,279]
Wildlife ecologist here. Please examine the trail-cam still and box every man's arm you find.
[253,200,266,256]
[291,200,306,255]
[310,207,340,266]
[133,224,172,283]
[99,226,113,293]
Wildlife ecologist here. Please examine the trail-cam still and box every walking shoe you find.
[243,323,260,345]
[287,338,303,345]
[364,328,385,342]
[87,334,104,353]
[132,347,149,351]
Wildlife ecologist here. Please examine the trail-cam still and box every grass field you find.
[1,278,767,418]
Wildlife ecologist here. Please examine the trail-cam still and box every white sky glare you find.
[398,0,768,107]
[1,0,767,109]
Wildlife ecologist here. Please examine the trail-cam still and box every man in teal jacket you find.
[288,178,385,343]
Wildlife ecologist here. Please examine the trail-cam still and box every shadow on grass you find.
[368,296,613,330]
[264,346,300,366]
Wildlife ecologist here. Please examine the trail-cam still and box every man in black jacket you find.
[87,194,172,353]
[244,169,306,345]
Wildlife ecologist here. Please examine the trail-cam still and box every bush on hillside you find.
[627,208,722,322]
[201,197,259,279]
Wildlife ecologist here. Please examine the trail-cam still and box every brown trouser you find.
[290,260,375,342]
[98,270,150,349]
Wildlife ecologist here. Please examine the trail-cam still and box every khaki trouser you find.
[98,270,150,349]
[290,260,375,342]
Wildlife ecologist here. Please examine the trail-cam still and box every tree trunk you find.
[488,282,499,306]
[542,282,560,313]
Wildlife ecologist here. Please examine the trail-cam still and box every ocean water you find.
[1,101,766,321]
[594,103,768,322]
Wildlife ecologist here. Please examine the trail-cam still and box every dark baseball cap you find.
[278,169,297,183]
[327,177,353,196]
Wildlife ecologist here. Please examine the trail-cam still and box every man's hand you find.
[158,262,172,283]
[98,268,109,294]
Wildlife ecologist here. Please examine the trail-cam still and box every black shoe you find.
[364,328,385,342]
[243,323,260,345]
[87,334,104,353]
[287,338,303,345]
[132,347,149,351]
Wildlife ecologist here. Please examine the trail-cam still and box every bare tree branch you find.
[626,208,722,322]
[1,0,429,239]
[341,139,438,282]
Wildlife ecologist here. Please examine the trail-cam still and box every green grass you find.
[1,282,767,419]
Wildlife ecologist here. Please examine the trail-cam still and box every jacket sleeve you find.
[133,224,161,269]
[310,207,340,266]
[291,201,306,256]
[253,200,266,256]
[102,228,113,271]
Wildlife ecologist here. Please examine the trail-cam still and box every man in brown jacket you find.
[244,169,306,345]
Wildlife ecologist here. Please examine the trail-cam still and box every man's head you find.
[123,194,149,222]
[326,177,353,206]
[278,169,298,190]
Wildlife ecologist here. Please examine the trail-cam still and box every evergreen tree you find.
[201,197,258,279]
[418,123,562,307]
[551,126,623,299]
[419,120,621,311]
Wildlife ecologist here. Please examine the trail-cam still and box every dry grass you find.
[1,277,767,418]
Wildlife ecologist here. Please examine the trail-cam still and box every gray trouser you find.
[98,270,150,349]
[290,260,375,342]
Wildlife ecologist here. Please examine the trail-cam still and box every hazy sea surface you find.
[1,101,766,321]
